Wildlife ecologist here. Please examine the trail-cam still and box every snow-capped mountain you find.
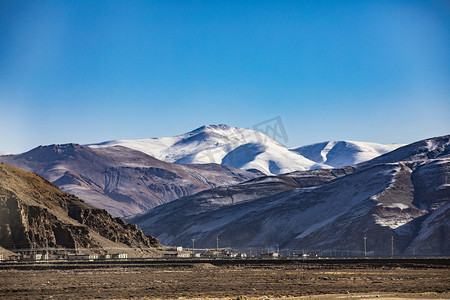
[0,144,259,217]
[88,124,327,175]
[291,140,404,168]
[129,135,450,255]
[88,125,400,175]
[88,125,276,164]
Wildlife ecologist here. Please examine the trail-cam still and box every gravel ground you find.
[0,261,448,299]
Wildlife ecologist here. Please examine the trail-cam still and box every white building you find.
[261,252,280,258]
[112,253,128,259]
[177,252,191,258]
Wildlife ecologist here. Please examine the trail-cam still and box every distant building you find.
[10,254,21,261]
[261,252,280,258]
[202,250,221,258]
[112,253,128,259]
[163,252,177,258]
[67,254,98,261]
[56,254,67,260]
[292,253,309,258]
[176,252,191,258]
[18,253,43,261]
[32,253,42,260]
[202,249,238,258]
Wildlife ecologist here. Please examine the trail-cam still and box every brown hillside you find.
[0,163,159,255]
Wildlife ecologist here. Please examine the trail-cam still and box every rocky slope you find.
[0,163,159,254]
[0,144,259,217]
[130,135,450,255]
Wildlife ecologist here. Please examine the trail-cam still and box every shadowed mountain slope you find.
[0,144,259,217]
[130,135,450,255]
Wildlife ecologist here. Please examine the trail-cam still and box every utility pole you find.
[45,239,49,260]
[391,236,394,257]
[363,235,367,257]
[32,236,37,260]
[216,237,219,252]
[191,238,195,256]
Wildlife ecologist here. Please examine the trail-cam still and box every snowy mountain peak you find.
[88,124,303,175]
[291,140,405,168]
[191,124,232,133]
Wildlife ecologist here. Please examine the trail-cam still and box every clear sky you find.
[1,0,449,153]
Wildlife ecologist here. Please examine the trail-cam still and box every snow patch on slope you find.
[373,214,415,229]
[382,203,409,210]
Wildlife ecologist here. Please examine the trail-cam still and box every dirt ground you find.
[0,261,448,299]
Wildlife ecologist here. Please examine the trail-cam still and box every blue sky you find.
[1,0,449,153]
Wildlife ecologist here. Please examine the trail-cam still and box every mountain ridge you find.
[0,144,258,217]
[290,140,404,168]
[87,125,403,175]
[129,134,450,255]
[0,125,413,218]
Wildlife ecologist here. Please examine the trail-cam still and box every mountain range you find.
[0,144,257,217]
[129,135,450,255]
[0,125,448,255]
[0,125,402,217]
[88,125,403,175]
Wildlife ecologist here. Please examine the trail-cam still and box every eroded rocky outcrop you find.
[0,163,159,253]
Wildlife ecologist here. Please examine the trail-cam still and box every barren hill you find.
[0,163,159,255]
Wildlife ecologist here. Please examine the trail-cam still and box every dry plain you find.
[0,259,448,299]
